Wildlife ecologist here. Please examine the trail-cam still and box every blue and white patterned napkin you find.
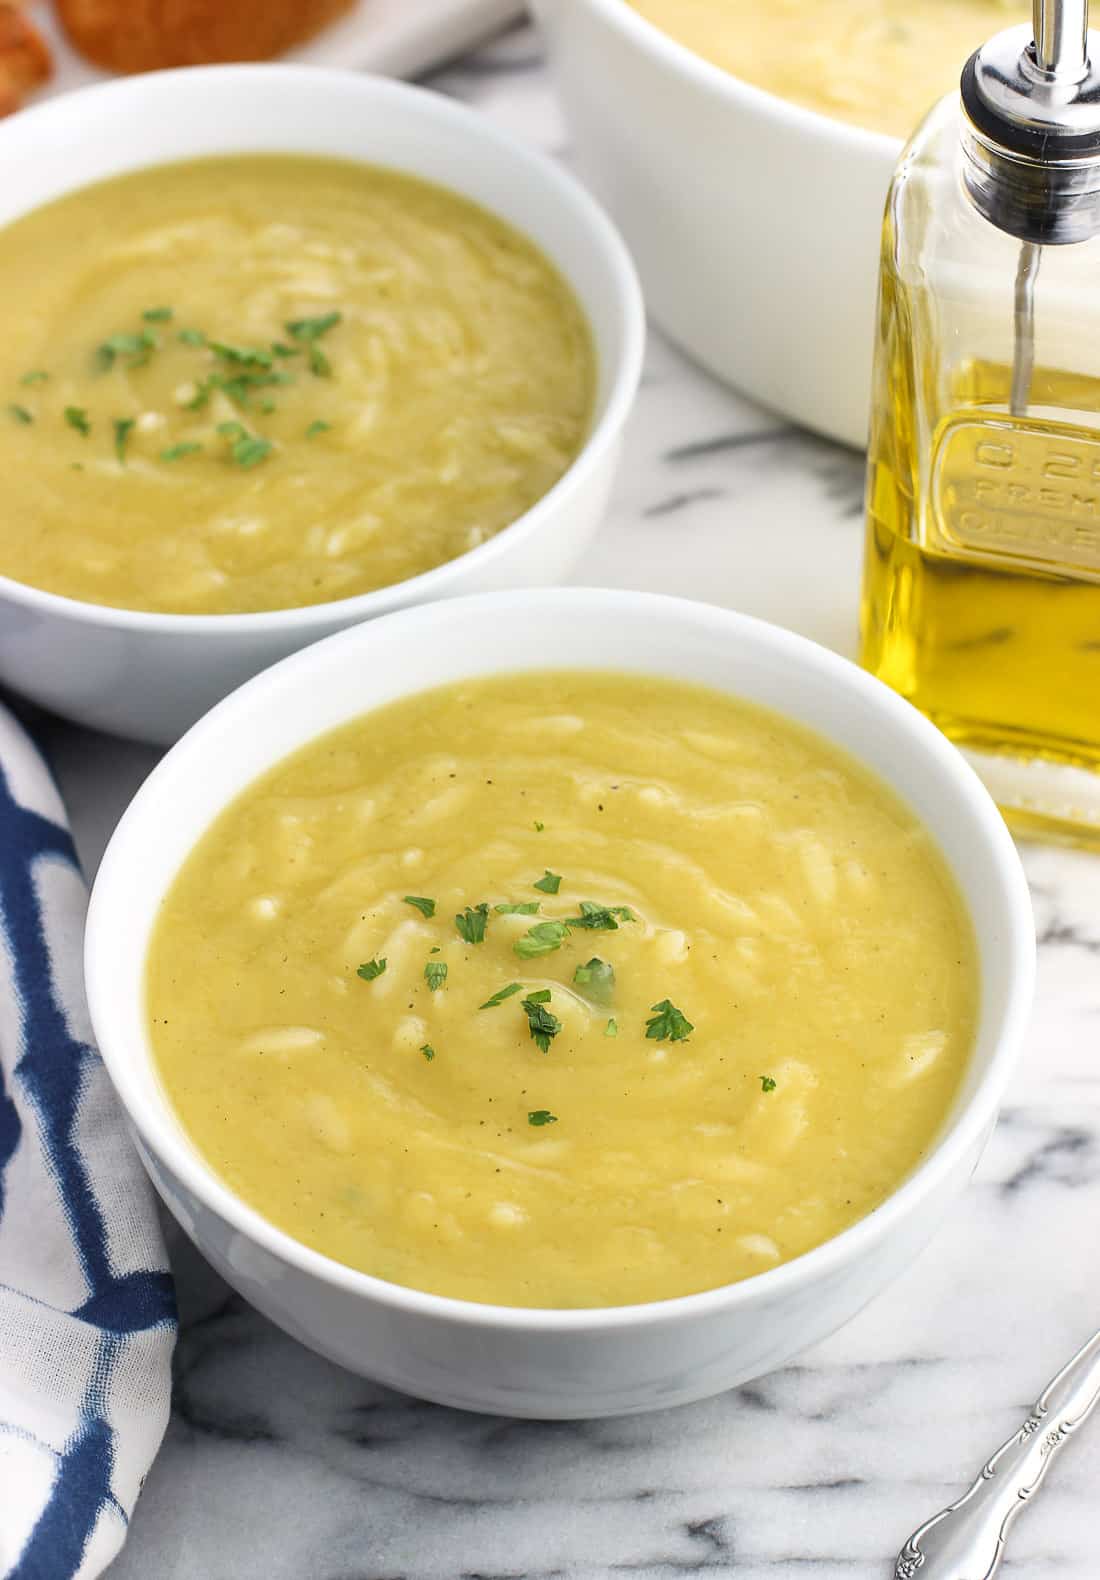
[0,704,176,1580]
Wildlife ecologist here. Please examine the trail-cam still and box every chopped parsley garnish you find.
[759,1075,777,1093]
[142,306,173,322]
[479,981,523,1010]
[494,901,540,915]
[283,313,341,378]
[563,901,635,932]
[20,370,48,385]
[210,340,274,369]
[533,821,545,832]
[403,895,436,918]
[528,1109,558,1127]
[573,957,615,1003]
[305,420,331,437]
[514,920,568,959]
[420,1043,436,1062]
[285,311,342,342]
[455,903,490,944]
[160,442,202,462]
[522,990,562,1053]
[271,341,299,358]
[217,422,273,469]
[605,1018,618,1037]
[64,406,90,436]
[356,957,387,981]
[96,329,157,371]
[178,328,206,346]
[113,417,135,464]
[8,404,32,424]
[424,960,448,991]
[645,999,694,1042]
[533,869,562,894]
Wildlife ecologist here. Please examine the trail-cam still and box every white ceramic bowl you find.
[0,66,643,744]
[85,588,1035,1419]
[534,0,900,447]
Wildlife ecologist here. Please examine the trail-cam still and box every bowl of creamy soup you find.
[535,0,1024,446]
[0,66,643,743]
[85,588,1034,1417]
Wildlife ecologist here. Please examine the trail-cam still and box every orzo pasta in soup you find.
[147,671,978,1308]
[0,155,593,614]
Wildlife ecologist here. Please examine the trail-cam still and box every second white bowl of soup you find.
[85,589,1034,1416]
[535,0,1025,446]
[0,66,642,743]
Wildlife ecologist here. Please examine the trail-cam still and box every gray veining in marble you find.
[30,19,1100,1579]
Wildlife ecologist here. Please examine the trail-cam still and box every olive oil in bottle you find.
[861,0,1100,842]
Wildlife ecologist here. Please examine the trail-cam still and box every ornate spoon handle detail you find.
[895,1327,1100,1579]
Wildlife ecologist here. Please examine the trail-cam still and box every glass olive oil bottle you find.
[861,0,1100,842]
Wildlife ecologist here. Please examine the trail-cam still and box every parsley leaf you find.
[424,960,448,991]
[217,423,273,469]
[232,436,271,464]
[96,328,157,370]
[533,869,562,894]
[533,821,545,832]
[494,900,540,915]
[605,1018,618,1037]
[514,920,568,959]
[8,404,32,424]
[308,344,331,378]
[645,999,694,1042]
[64,406,90,436]
[522,992,562,1053]
[759,1075,777,1093]
[403,895,436,918]
[210,340,274,369]
[143,306,173,322]
[572,957,615,1003]
[528,1109,558,1127]
[113,417,135,464]
[20,370,48,385]
[563,900,636,932]
[306,420,331,437]
[285,311,342,342]
[178,328,206,347]
[160,442,202,462]
[479,982,523,1010]
[357,957,387,981]
[420,1043,436,1062]
[455,903,490,944]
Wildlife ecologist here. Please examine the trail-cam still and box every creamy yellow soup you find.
[147,672,978,1309]
[0,156,593,614]
[627,0,1024,138]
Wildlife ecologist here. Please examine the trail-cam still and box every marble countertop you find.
[38,21,1100,1579]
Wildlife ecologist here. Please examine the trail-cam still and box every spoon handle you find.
[894,1327,1100,1580]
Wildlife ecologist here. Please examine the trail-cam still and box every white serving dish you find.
[85,587,1035,1419]
[534,0,901,447]
[0,66,643,744]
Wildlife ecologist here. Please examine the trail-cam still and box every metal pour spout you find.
[1032,0,1088,80]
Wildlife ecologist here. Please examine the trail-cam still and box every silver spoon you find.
[895,1327,1100,1578]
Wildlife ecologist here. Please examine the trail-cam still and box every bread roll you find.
[0,3,51,117]
[56,0,356,73]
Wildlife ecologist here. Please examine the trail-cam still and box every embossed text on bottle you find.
[931,417,1100,573]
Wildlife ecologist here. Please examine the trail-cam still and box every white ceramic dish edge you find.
[534,0,904,447]
[0,65,644,742]
[85,587,1035,1418]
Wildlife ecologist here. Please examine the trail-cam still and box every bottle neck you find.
[961,117,1100,242]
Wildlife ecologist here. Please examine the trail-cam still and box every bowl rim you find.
[85,586,1036,1334]
[555,0,904,160]
[0,63,645,634]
